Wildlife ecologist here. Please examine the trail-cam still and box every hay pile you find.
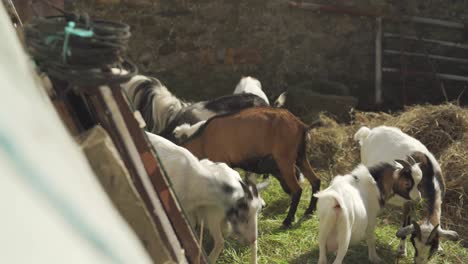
[392,104,468,157]
[308,103,468,245]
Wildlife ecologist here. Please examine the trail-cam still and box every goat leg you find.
[333,225,352,264]
[250,240,258,264]
[283,189,302,227]
[398,202,413,257]
[304,180,321,215]
[367,217,382,263]
[207,218,225,263]
[297,154,321,216]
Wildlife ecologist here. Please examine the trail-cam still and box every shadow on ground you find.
[290,240,398,264]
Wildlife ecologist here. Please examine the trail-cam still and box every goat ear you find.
[412,221,422,240]
[256,180,270,192]
[439,229,460,241]
[396,224,414,238]
[427,224,440,243]
[240,181,253,200]
[246,172,257,184]
[273,92,287,107]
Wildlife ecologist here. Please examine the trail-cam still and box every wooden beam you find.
[375,17,383,104]
[110,86,207,264]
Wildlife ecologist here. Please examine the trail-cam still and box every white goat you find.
[354,126,459,263]
[233,76,270,105]
[145,132,265,263]
[315,162,421,264]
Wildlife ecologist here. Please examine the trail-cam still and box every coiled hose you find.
[24,13,137,86]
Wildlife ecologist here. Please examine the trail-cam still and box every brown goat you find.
[175,107,321,227]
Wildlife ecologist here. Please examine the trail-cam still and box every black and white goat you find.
[315,161,422,264]
[354,125,459,263]
[122,75,269,139]
[145,132,266,263]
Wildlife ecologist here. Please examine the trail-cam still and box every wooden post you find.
[90,87,187,263]
[109,86,207,264]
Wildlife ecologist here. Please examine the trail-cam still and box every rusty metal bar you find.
[405,16,465,30]
[384,49,468,64]
[383,67,468,82]
[384,33,468,50]
[288,1,379,17]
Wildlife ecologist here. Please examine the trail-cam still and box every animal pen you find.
[3,1,206,263]
[1,1,467,264]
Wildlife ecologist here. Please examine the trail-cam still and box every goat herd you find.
[120,75,460,264]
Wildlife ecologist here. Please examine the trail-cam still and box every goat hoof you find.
[397,240,407,257]
[369,255,382,263]
[397,247,407,257]
[317,258,327,264]
[282,218,293,228]
[304,208,315,216]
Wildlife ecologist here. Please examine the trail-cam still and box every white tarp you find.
[0,3,152,264]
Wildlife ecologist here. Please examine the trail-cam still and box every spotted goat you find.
[354,125,459,263]
[122,75,283,140]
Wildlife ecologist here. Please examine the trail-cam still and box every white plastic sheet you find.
[0,4,152,264]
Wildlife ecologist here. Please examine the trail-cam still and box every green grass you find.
[214,179,467,264]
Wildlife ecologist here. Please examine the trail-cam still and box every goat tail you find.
[173,120,207,140]
[314,190,345,223]
[314,190,343,208]
[273,91,287,107]
[121,75,151,100]
[353,126,371,146]
[297,126,311,163]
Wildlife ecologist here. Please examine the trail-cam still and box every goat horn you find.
[412,221,422,241]
[407,155,417,165]
[239,180,253,200]
[427,224,440,243]
[395,159,411,170]
[248,180,260,198]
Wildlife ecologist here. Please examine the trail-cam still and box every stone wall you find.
[72,0,468,109]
